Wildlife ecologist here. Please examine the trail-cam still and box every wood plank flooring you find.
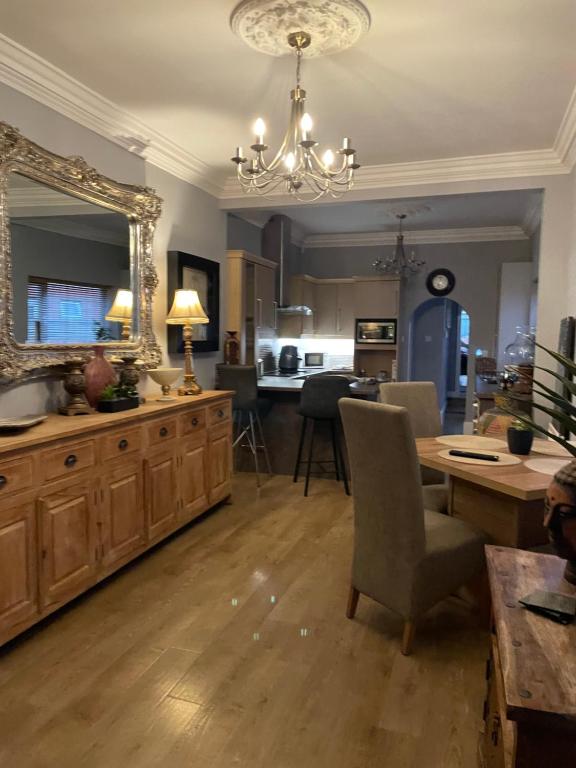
[0,475,489,767]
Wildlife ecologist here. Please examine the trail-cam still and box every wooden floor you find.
[0,474,488,767]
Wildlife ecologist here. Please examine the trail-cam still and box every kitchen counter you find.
[258,369,380,398]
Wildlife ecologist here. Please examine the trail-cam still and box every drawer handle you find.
[159,426,168,437]
[65,454,77,467]
[118,438,129,450]
[191,417,199,427]
[0,475,7,487]
[217,409,224,418]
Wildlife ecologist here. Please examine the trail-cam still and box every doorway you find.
[409,298,470,434]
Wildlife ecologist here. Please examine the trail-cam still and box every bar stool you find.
[217,364,272,486]
[293,375,351,497]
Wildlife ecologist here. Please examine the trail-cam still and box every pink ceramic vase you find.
[84,346,117,407]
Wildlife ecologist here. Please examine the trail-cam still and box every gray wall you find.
[227,214,262,257]
[0,81,226,414]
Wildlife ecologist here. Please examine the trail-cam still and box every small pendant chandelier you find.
[231,30,360,203]
[372,214,426,277]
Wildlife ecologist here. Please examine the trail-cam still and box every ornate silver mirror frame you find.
[0,121,162,382]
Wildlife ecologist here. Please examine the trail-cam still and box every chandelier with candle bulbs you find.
[231,30,360,202]
[372,214,426,277]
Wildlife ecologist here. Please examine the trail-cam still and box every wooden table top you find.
[486,546,576,728]
[416,437,555,501]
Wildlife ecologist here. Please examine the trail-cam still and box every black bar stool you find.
[293,375,350,497]
[217,364,272,487]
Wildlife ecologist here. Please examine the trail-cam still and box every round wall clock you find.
[426,268,455,297]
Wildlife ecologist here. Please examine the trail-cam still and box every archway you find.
[408,298,470,434]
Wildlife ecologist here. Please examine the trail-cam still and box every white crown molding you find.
[303,226,528,248]
[0,34,222,197]
[554,83,576,168]
[522,198,542,236]
[0,32,574,206]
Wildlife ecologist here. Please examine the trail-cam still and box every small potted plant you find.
[97,383,139,413]
[507,418,534,455]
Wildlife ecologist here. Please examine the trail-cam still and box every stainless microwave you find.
[355,319,397,345]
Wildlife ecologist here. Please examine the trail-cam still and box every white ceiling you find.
[233,189,542,238]
[1,1,575,191]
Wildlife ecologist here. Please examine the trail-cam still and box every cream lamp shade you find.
[166,289,209,325]
[105,289,133,322]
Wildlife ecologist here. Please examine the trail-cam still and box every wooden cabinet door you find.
[0,498,38,638]
[100,457,145,572]
[208,424,232,504]
[314,283,338,335]
[180,436,209,522]
[38,479,97,609]
[354,278,399,318]
[255,264,277,329]
[145,446,178,542]
[336,282,355,336]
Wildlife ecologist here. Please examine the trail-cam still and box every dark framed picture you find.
[167,251,220,353]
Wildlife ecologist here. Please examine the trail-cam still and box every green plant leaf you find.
[535,341,576,376]
[533,366,576,397]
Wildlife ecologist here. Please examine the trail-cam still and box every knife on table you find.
[448,449,500,462]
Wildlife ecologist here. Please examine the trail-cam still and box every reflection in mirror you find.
[8,172,132,345]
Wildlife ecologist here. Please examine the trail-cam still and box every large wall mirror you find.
[0,122,162,381]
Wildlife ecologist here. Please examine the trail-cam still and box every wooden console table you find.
[0,392,233,647]
[481,547,576,766]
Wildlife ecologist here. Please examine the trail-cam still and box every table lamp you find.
[166,289,209,395]
[105,289,133,340]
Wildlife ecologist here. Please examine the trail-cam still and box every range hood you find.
[262,214,312,316]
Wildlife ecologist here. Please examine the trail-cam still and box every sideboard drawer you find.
[180,408,207,437]
[208,401,231,426]
[101,427,142,462]
[147,417,177,446]
[0,455,34,498]
[41,441,96,482]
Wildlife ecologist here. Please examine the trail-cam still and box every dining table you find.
[416,437,570,549]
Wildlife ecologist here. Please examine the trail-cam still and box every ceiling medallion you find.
[230,1,370,202]
[372,214,427,279]
[230,0,371,57]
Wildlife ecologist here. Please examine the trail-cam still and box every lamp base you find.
[178,374,203,396]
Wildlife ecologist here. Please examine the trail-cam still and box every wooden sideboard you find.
[481,546,576,767]
[0,392,233,647]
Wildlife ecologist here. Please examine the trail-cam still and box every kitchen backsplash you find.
[272,337,355,370]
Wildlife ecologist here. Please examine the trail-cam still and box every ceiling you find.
[232,189,542,240]
[1,1,575,191]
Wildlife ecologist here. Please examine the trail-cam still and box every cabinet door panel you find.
[314,284,338,335]
[354,279,399,318]
[101,458,145,571]
[181,440,208,522]
[208,425,232,504]
[0,500,37,637]
[39,481,97,608]
[336,282,355,336]
[145,448,178,542]
[255,264,276,329]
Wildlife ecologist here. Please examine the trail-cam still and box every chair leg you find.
[248,411,260,487]
[293,417,307,483]
[346,586,360,619]
[255,411,273,476]
[304,419,316,497]
[335,423,350,496]
[330,419,341,481]
[401,621,416,656]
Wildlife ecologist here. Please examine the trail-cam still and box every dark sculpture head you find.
[545,460,576,584]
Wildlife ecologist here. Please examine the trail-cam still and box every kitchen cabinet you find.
[0,394,233,648]
[353,277,399,318]
[39,478,98,609]
[0,497,37,637]
[255,263,277,330]
[336,282,355,336]
[314,280,355,336]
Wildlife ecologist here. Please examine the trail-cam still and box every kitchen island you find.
[243,370,379,476]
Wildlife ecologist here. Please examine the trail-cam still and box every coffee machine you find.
[279,345,300,373]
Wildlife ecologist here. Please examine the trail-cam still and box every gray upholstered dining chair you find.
[379,381,448,513]
[339,398,487,656]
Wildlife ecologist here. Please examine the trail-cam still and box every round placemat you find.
[530,440,572,458]
[436,435,507,450]
[524,457,572,476]
[438,449,521,466]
